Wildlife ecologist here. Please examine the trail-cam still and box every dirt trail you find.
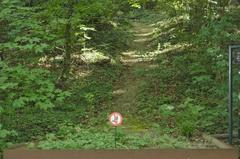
[110,21,156,131]
[108,21,217,149]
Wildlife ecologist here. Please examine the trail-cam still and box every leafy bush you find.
[36,125,116,150]
[0,0,52,60]
[2,65,122,143]
[176,98,203,137]
[0,62,71,149]
[34,124,191,150]
[0,125,16,151]
[0,62,70,110]
[2,108,84,143]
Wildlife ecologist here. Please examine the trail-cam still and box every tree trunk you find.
[60,1,74,85]
[189,0,207,33]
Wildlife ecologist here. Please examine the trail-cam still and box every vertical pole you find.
[238,97,240,145]
[238,53,240,145]
[228,46,233,144]
[115,127,117,149]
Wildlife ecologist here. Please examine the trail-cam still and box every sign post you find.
[109,112,123,149]
[228,45,240,145]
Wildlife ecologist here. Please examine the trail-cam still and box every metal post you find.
[228,46,233,144]
[114,127,117,149]
[238,93,240,145]
[236,51,240,145]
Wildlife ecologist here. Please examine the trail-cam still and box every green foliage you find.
[0,0,131,71]
[91,24,133,55]
[176,98,203,137]
[128,0,158,9]
[2,65,122,143]
[0,125,16,151]
[151,15,190,48]
[1,0,240,150]
[70,65,123,120]
[34,124,191,150]
[139,3,240,136]
[0,61,70,149]
[136,82,203,137]
[2,107,85,143]
[196,15,240,48]
[0,62,70,110]
[0,0,51,61]
[36,125,116,150]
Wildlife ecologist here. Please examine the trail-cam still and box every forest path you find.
[107,21,215,149]
[110,21,157,132]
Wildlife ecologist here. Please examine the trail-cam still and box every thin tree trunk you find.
[60,1,74,85]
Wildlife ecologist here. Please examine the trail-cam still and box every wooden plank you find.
[4,149,238,159]
[7,143,27,150]
[202,133,233,149]
[213,133,238,139]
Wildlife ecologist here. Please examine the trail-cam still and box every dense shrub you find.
[35,124,191,149]
[0,62,70,110]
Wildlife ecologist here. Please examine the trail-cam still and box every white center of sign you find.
[109,112,123,126]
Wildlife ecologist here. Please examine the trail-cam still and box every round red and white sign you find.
[109,112,123,126]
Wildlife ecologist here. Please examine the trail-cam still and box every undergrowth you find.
[32,124,192,150]
[2,64,123,143]
[133,6,240,137]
